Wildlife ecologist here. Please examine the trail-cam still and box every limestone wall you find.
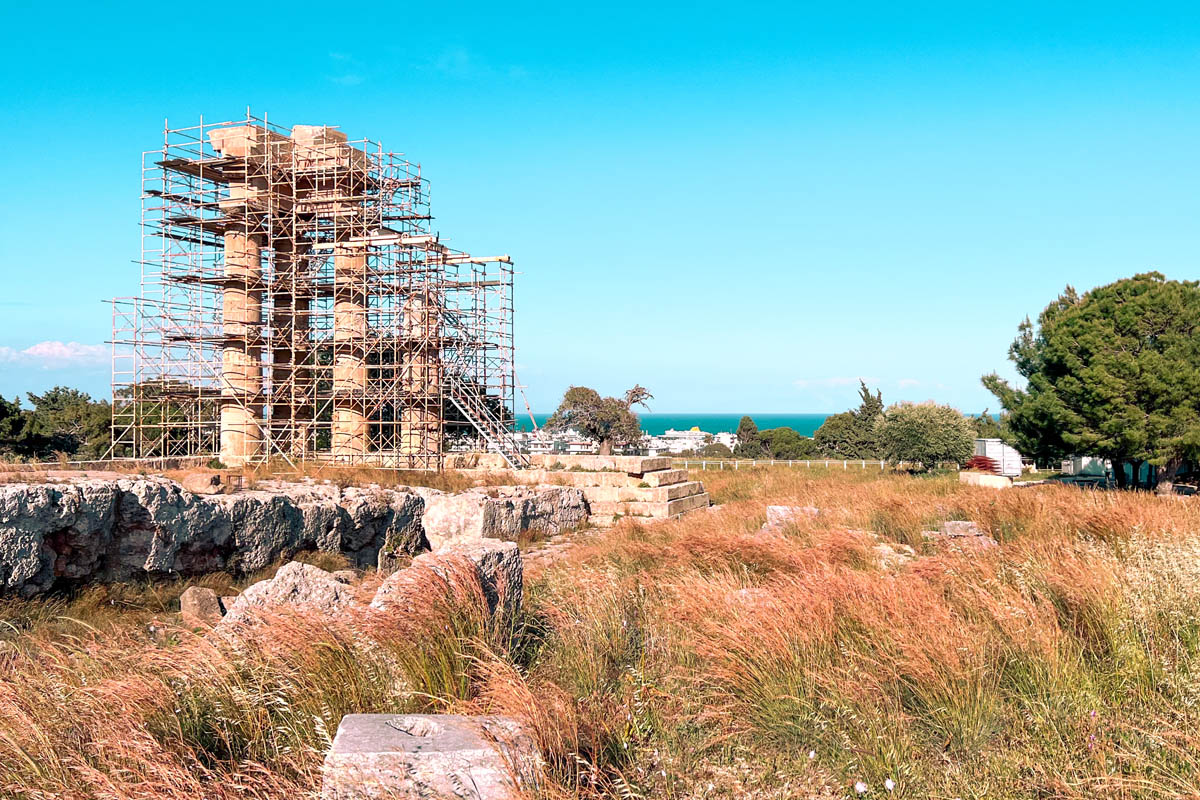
[0,478,587,597]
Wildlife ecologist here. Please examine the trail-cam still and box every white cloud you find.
[897,378,921,389]
[0,341,108,369]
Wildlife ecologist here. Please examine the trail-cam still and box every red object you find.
[965,455,1000,474]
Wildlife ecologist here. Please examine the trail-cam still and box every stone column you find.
[220,230,264,466]
[332,247,368,459]
[400,294,442,461]
[270,237,313,457]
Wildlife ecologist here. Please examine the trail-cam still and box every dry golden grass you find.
[0,459,525,493]
[3,466,1200,798]
[237,461,524,493]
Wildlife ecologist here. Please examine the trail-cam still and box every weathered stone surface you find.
[941,520,981,536]
[371,540,523,620]
[421,487,587,551]
[0,480,120,596]
[0,478,426,596]
[179,471,225,495]
[180,586,223,627]
[0,476,591,596]
[331,569,359,584]
[959,471,1013,489]
[923,520,999,552]
[220,561,360,628]
[765,505,820,528]
[872,540,917,569]
[322,713,538,800]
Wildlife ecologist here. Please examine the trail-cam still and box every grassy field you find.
[2,467,1200,798]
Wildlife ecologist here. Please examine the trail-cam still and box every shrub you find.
[877,402,975,470]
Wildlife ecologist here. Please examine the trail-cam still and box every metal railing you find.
[673,458,888,471]
[444,375,530,469]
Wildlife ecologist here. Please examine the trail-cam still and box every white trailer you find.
[974,438,1023,477]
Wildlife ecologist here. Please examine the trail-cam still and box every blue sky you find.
[1,1,1197,414]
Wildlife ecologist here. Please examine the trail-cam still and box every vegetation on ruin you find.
[3,466,1200,798]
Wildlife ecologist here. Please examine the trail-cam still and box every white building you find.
[974,438,1023,477]
[713,432,737,450]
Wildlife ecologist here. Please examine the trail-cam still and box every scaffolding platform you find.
[112,112,523,471]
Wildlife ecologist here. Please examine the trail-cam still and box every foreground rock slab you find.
[420,486,587,550]
[764,505,820,529]
[322,713,538,800]
[924,520,999,552]
[219,561,360,629]
[959,471,1013,489]
[179,585,223,627]
[371,540,523,620]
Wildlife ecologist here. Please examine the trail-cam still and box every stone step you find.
[587,492,711,519]
[526,467,688,489]
[641,468,688,487]
[525,470,645,488]
[528,455,669,475]
[580,480,705,504]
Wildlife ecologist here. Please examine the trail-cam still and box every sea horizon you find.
[522,412,832,437]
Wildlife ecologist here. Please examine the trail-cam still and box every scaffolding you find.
[112,113,523,470]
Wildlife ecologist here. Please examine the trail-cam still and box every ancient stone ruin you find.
[446,454,710,527]
[112,113,523,472]
[322,713,538,800]
[0,476,585,596]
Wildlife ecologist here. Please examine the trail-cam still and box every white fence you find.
[673,459,888,471]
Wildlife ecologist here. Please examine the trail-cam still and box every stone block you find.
[526,455,670,475]
[582,481,704,504]
[322,713,538,800]
[641,469,687,487]
[371,539,523,620]
[587,492,710,519]
[180,586,222,627]
[664,493,711,516]
[959,471,1013,489]
[764,505,820,528]
[218,561,360,629]
[923,520,998,553]
[420,487,586,551]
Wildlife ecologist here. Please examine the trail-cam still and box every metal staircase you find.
[444,374,530,469]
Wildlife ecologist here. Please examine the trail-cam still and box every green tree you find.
[983,273,1200,491]
[972,409,1007,440]
[23,387,112,460]
[758,427,820,459]
[545,384,652,455]
[0,394,26,457]
[813,381,884,458]
[733,415,765,458]
[699,442,733,458]
[876,402,975,471]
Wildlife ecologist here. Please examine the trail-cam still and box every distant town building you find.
[517,423,740,457]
